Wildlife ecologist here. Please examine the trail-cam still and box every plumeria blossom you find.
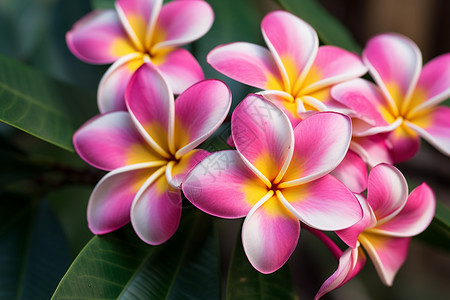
[183,94,363,274]
[331,33,450,162]
[207,10,367,126]
[315,163,435,299]
[67,0,213,112]
[73,63,231,244]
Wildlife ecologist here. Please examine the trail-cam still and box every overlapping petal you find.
[66,10,135,64]
[152,0,214,51]
[350,135,393,167]
[167,149,209,188]
[207,42,284,90]
[278,175,362,231]
[87,164,158,234]
[183,150,268,218]
[232,94,294,184]
[386,124,421,163]
[242,195,300,274]
[174,79,231,157]
[331,150,368,194]
[258,91,303,127]
[131,172,182,245]
[281,112,352,186]
[73,112,163,171]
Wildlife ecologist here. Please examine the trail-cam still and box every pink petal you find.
[73,112,163,171]
[242,195,300,274]
[167,149,209,189]
[350,134,393,167]
[386,124,421,163]
[408,53,450,114]
[366,164,408,223]
[406,106,450,156]
[87,164,159,235]
[301,45,367,95]
[98,54,143,113]
[182,150,268,218]
[363,33,422,115]
[130,172,182,245]
[125,63,174,156]
[374,183,435,237]
[66,10,136,64]
[278,174,362,231]
[115,0,162,50]
[331,150,368,194]
[258,91,303,127]
[359,233,410,286]
[281,112,352,186]
[261,10,318,94]
[174,79,231,157]
[231,94,294,184]
[152,0,213,51]
[207,42,284,91]
[155,48,205,94]
[315,246,366,300]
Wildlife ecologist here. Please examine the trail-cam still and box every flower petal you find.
[167,149,209,189]
[366,164,408,223]
[131,171,182,245]
[207,42,284,91]
[315,246,366,300]
[98,54,143,113]
[281,112,352,186]
[278,175,362,231]
[155,48,205,94]
[73,112,163,171]
[242,195,300,274]
[87,163,159,235]
[331,150,368,194]
[386,123,421,163]
[66,10,135,64]
[374,183,435,237]
[262,10,318,94]
[182,150,268,218]
[152,0,213,51]
[406,106,450,156]
[126,63,174,157]
[359,233,410,286]
[301,45,367,95]
[231,94,294,185]
[363,33,422,116]
[174,79,231,158]
[258,91,303,127]
[350,135,393,167]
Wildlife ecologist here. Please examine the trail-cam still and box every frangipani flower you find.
[67,0,213,112]
[182,94,363,273]
[315,163,435,299]
[331,33,450,162]
[73,63,231,244]
[207,10,367,126]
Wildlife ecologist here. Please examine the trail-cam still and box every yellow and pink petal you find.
[73,112,163,171]
[166,149,209,188]
[386,123,421,163]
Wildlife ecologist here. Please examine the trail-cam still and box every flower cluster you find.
[68,1,445,298]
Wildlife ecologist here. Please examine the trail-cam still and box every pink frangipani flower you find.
[315,163,435,299]
[182,94,363,274]
[207,10,367,126]
[67,0,213,112]
[331,33,450,162]
[73,63,231,244]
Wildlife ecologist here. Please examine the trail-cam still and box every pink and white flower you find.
[331,33,450,162]
[67,0,213,112]
[182,94,362,274]
[73,63,231,244]
[315,163,435,299]
[207,10,367,126]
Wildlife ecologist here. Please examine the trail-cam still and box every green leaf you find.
[276,0,361,53]
[0,196,72,300]
[52,210,220,299]
[226,232,297,300]
[418,200,450,251]
[91,0,115,10]
[0,54,96,151]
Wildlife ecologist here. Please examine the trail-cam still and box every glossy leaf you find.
[0,54,96,151]
[277,0,361,53]
[226,232,297,300]
[0,196,71,300]
[52,209,220,299]
[418,200,450,252]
